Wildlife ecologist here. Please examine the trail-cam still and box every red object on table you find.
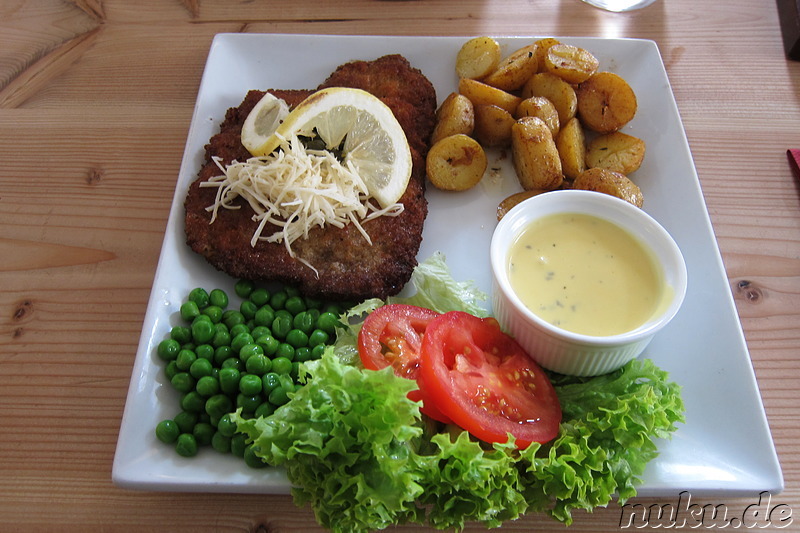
[789,149,800,179]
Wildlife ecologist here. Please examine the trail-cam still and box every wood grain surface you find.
[1,1,798,531]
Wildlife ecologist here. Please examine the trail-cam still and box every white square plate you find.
[113,34,783,495]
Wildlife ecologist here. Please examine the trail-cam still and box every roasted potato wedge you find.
[497,189,548,220]
[511,117,564,191]
[544,43,599,84]
[426,134,488,191]
[459,78,522,115]
[473,104,515,147]
[521,72,577,124]
[555,117,586,180]
[576,71,638,133]
[515,96,560,137]
[572,167,643,207]
[431,92,475,145]
[455,36,502,80]
[532,38,562,71]
[585,131,645,174]
[482,44,539,91]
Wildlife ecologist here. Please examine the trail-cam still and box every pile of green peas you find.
[153,280,345,467]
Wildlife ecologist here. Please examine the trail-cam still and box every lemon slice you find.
[259,87,412,208]
[240,92,291,156]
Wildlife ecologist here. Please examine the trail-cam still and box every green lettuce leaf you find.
[234,256,685,531]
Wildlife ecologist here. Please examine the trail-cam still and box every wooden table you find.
[1,1,798,531]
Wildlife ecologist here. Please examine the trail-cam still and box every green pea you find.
[262,372,281,394]
[291,361,300,381]
[268,385,291,406]
[254,305,275,327]
[274,344,295,362]
[180,301,201,322]
[231,332,254,353]
[237,393,262,412]
[311,344,326,360]
[173,411,198,433]
[191,318,215,344]
[230,323,250,338]
[292,312,314,334]
[188,288,210,309]
[230,433,248,458]
[202,305,223,323]
[192,422,215,446]
[175,349,197,371]
[170,326,192,344]
[164,360,179,381]
[204,393,233,419]
[217,413,238,437]
[211,329,231,349]
[157,339,181,361]
[271,315,292,339]
[221,357,243,372]
[209,289,229,309]
[155,419,180,444]
[286,329,308,348]
[270,290,288,310]
[254,401,275,418]
[170,372,196,393]
[175,433,198,457]
[256,334,279,356]
[196,375,220,397]
[195,343,215,361]
[181,342,196,352]
[239,343,264,362]
[211,431,232,453]
[285,295,306,315]
[294,347,312,363]
[221,310,244,330]
[250,326,270,339]
[316,311,340,335]
[235,279,255,299]
[308,329,330,348]
[214,345,233,366]
[239,374,262,396]
[244,445,268,469]
[189,358,213,379]
[284,285,301,298]
[249,287,271,307]
[271,356,293,375]
[218,367,241,395]
[304,296,322,310]
[246,353,271,375]
[181,391,205,413]
[240,300,258,320]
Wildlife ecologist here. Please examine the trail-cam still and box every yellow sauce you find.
[507,213,664,336]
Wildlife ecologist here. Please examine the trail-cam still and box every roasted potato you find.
[555,117,586,180]
[511,117,564,191]
[473,104,515,147]
[455,36,501,80]
[544,43,599,84]
[459,77,522,115]
[521,72,577,124]
[585,131,646,174]
[482,44,539,91]
[497,189,548,220]
[576,71,638,133]
[572,167,643,207]
[431,92,475,145]
[426,134,488,191]
[515,96,560,137]
[532,38,562,71]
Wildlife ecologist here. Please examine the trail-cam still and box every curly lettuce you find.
[234,254,685,532]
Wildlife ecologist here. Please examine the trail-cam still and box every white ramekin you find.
[490,189,687,376]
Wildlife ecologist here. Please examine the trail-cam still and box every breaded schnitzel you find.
[184,55,436,301]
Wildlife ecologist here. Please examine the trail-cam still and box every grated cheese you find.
[200,133,404,274]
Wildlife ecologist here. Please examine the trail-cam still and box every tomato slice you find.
[358,304,452,423]
[419,311,562,447]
